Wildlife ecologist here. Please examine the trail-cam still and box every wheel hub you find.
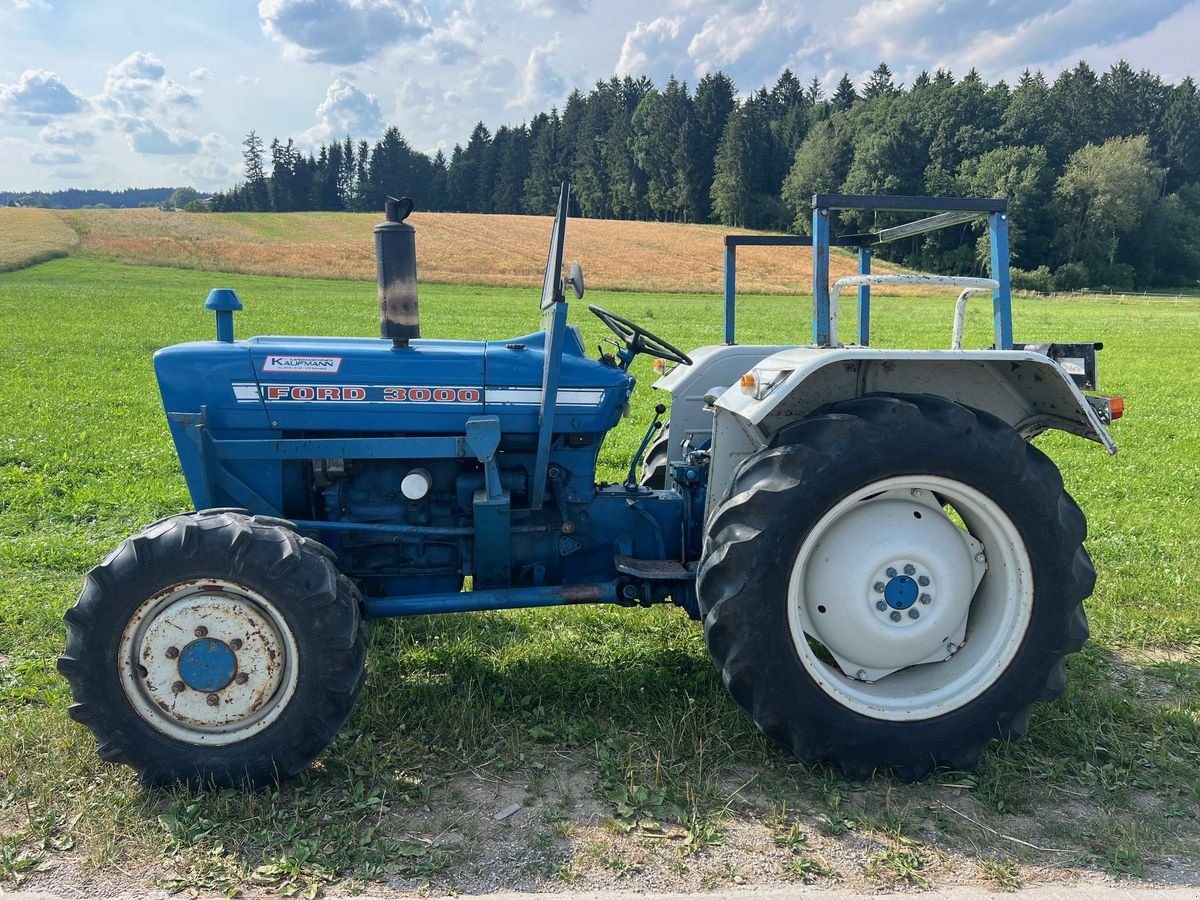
[177,637,238,692]
[883,574,919,610]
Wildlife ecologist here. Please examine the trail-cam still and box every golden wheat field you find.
[0,206,892,294]
[0,208,80,272]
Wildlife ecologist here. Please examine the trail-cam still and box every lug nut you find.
[974,553,986,564]
[908,609,920,619]
[947,642,959,653]
[919,593,932,605]
[890,611,902,622]
[194,626,208,638]
[918,575,930,587]
[229,638,242,651]
[855,669,867,681]
[886,567,898,578]
[873,582,885,593]
[206,693,220,707]
[235,672,249,685]
[165,646,179,659]
[171,681,185,694]
[910,488,923,498]
[903,564,916,575]
[875,600,887,611]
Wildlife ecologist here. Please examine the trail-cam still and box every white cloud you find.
[93,52,204,159]
[97,52,198,121]
[0,69,85,124]
[38,122,96,146]
[259,0,432,64]
[130,122,202,155]
[615,17,684,79]
[12,0,51,10]
[173,133,240,190]
[508,34,564,109]
[517,0,589,15]
[960,0,1190,71]
[688,2,802,75]
[189,67,212,81]
[302,75,384,144]
[419,8,483,64]
[30,146,81,165]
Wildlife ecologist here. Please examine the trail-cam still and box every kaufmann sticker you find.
[262,355,343,374]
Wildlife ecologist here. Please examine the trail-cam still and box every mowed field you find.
[0,205,894,294]
[0,213,1198,897]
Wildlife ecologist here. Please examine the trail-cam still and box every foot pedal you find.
[615,555,693,581]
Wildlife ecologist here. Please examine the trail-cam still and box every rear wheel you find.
[697,394,1092,779]
[640,424,670,489]
[59,510,368,787]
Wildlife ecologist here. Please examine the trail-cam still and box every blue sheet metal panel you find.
[247,336,486,432]
[988,212,1014,350]
[857,247,873,346]
[723,243,737,344]
[812,206,832,346]
[484,330,632,436]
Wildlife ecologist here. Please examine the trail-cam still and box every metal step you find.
[615,555,693,581]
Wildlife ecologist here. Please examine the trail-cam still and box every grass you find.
[0,256,1198,894]
[1,205,896,294]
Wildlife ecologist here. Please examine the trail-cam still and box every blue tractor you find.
[60,185,1122,785]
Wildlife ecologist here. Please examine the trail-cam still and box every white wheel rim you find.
[119,579,299,746]
[787,475,1033,721]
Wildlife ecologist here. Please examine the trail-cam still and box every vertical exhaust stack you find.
[375,196,419,348]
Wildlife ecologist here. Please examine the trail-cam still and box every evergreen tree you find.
[242,131,268,211]
[693,71,737,221]
[862,62,899,99]
[832,74,858,111]
[524,110,563,214]
[1164,77,1200,190]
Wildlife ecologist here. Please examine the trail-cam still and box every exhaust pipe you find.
[375,196,419,348]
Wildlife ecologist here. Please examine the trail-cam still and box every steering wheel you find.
[588,304,693,367]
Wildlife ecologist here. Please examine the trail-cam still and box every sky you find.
[2,0,1200,193]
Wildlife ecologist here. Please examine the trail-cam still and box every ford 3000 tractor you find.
[60,185,1122,785]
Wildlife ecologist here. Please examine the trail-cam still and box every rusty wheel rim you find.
[118,579,299,746]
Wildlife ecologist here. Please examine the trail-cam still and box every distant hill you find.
[1,187,178,209]
[0,206,897,295]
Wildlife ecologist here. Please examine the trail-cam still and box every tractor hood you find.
[154,325,632,436]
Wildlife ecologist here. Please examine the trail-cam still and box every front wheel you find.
[697,394,1093,780]
[59,510,368,787]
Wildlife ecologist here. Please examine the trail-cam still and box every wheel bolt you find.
[890,611,902,622]
[947,642,959,654]
[873,582,885,593]
[910,488,923,498]
[875,600,887,611]
[974,553,986,564]
[206,693,220,707]
[229,638,243,651]
[886,567,898,578]
[165,646,179,659]
[903,564,916,575]
[235,672,249,685]
[194,626,208,638]
[908,609,920,619]
[918,575,930,587]
[919,593,932,605]
[855,669,867,681]
[171,681,185,694]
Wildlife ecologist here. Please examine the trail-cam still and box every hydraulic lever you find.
[625,403,667,489]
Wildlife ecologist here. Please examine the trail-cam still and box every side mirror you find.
[563,261,585,299]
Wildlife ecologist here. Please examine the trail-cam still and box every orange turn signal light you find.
[653,359,666,374]
[740,372,757,394]
[1109,396,1124,420]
